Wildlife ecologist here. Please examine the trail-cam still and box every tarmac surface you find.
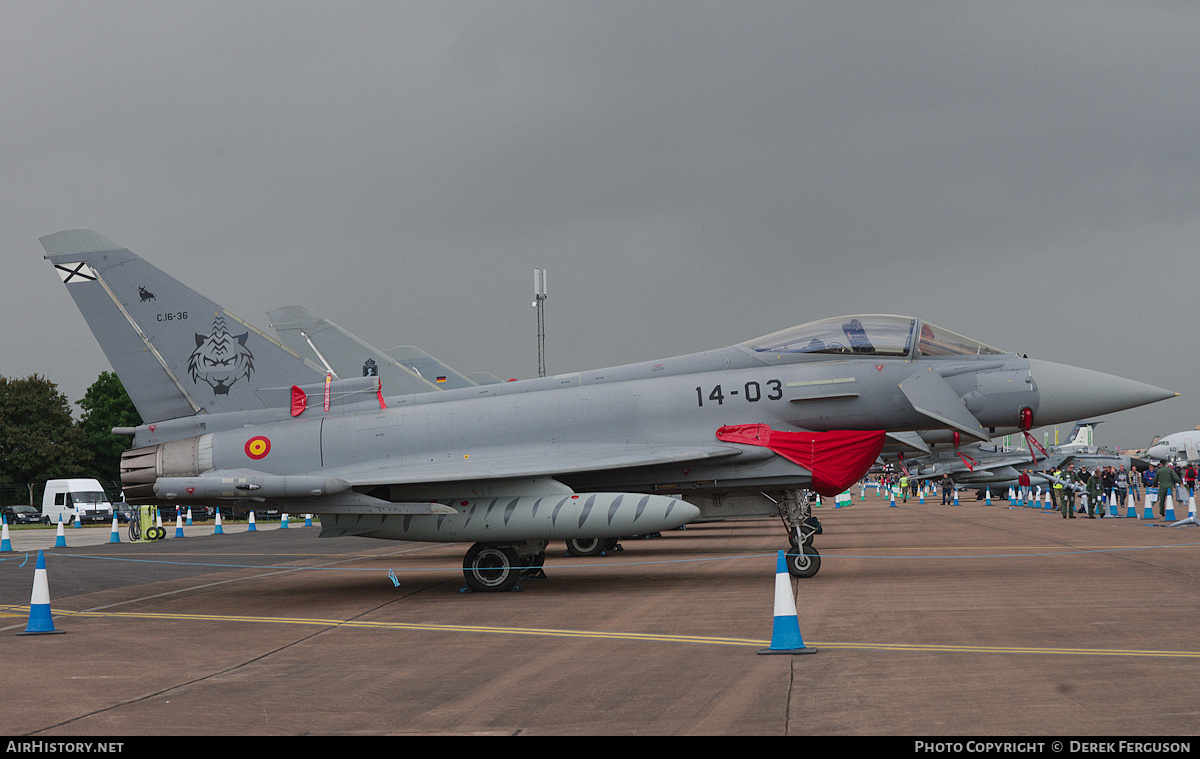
[2,492,1200,737]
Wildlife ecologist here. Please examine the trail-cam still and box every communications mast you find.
[533,268,547,378]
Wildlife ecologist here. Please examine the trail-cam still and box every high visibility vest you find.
[1052,472,1064,489]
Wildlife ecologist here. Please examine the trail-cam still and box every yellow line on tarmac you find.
[5,604,1200,658]
[0,604,760,647]
[805,641,1200,658]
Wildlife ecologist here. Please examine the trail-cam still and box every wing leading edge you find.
[326,442,748,489]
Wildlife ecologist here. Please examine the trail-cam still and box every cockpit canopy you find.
[742,315,1006,358]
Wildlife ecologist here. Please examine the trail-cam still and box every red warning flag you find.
[716,424,886,497]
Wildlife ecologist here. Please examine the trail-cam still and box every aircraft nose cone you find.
[1028,359,1176,425]
[1146,445,1168,461]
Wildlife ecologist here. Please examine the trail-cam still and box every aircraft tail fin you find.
[266,306,441,395]
[42,230,324,422]
[1061,420,1101,449]
[385,345,478,390]
[467,371,504,385]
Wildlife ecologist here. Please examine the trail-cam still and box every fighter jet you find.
[1147,427,1200,464]
[42,230,1177,589]
[898,442,1067,489]
[904,421,1151,498]
[1044,421,1151,473]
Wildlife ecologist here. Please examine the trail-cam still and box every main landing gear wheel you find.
[521,550,547,580]
[785,545,821,579]
[564,537,617,557]
[462,543,522,593]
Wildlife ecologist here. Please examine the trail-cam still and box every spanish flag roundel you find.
[245,435,271,460]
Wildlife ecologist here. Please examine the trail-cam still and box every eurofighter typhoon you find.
[42,230,1176,590]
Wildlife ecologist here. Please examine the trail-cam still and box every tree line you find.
[0,371,140,505]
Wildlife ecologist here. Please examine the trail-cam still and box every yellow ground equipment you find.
[129,505,166,542]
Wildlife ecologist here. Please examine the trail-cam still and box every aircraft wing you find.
[324,442,749,488]
[970,452,1046,470]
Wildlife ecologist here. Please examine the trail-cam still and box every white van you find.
[42,479,114,525]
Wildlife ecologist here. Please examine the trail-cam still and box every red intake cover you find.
[716,424,886,497]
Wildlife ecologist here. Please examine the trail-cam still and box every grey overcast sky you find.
[3,1,1196,450]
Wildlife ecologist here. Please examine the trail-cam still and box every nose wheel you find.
[778,490,822,578]
[785,545,821,578]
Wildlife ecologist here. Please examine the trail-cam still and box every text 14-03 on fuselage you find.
[696,380,784,406]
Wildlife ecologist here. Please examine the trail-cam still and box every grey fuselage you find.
[130,343,1041,505]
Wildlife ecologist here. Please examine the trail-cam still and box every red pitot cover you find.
[715,424,886,497]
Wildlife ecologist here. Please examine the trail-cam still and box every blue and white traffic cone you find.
[186,507,194,526]
[758,551,817,655]
[214,510,224,535]
[280,513,289,529]
[73,511,81,528]
[1,516,12,552]
[1172,492,1198,525]
[1142,492,1154,520]
[248,511,257,532]
[1164,493,1177,521]
[174,511,185,538]
[54,516,66,547]
[109,517,121,543]
[953,489,959,506]
[1124,492,1136,519]
[20,551,64,635]
[919,489,925,504]
[305,514,313,527]
[889,491,896,507]
[985,488,992,506]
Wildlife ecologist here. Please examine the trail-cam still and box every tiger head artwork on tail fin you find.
[188,315,256,395]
